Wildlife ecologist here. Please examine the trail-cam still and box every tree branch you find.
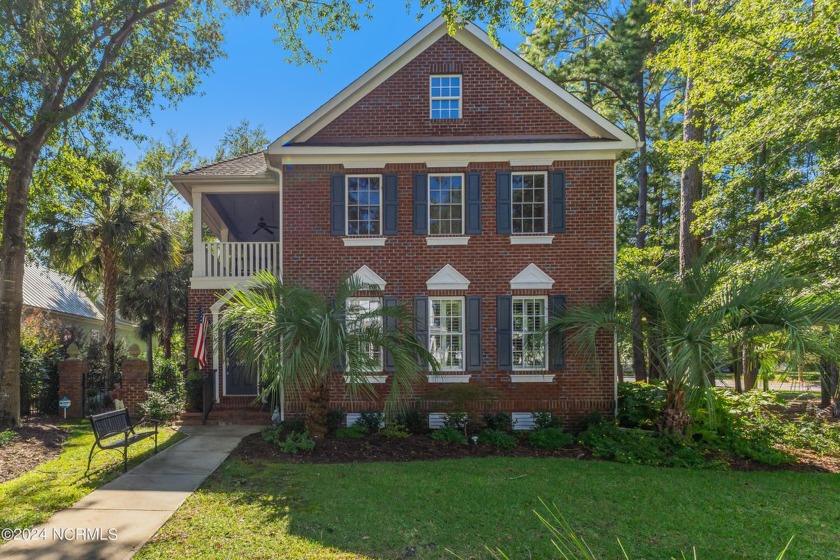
[0,114,22,143]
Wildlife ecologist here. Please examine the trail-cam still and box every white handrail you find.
[201,242,281,278]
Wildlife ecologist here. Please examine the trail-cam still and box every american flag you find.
[192,307,209,368]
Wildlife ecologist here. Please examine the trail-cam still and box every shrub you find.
[528,428,574,450]
[19,311,62,415]
[262,426,283,445]
[477,429,517,449]
[482,412,513,432]
[381,423,410,439]
[443,411,469,432]
[184,370,204,413]
[578,422,708,468]
[334,425,367,439]
[326,408,345,435]
[531,411,563,430]
[430,426,468,444]
[0,429,15,447]
[618,382,666,428]
[138,389,183,422]
[279,432,316,454]
[395,410,426,434]
[357,411,384,433]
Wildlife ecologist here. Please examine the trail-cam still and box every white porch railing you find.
[198,241,281,279]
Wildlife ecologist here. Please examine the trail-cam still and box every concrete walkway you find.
[1,425,260,560]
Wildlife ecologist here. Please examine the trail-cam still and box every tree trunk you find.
[631,302,646,381]
[679,0,704,277]
[304,379,330,438]
[0,137,48,427]
[161,311,173,360]
[647,333,664,380]
[102,250,119,387]
[146,336,154,381]
[732,345,743,393]
[662,384,690,434]
[819,359,838,410]
[743,345,758,391]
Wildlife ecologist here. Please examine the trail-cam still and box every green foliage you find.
[578,422,709,468]
[380,423,410,439]
[334,425,367,439]
[184,371,204,413]
[528,428,574,450]
[477,429,517,450]
[617,382,666,429]
[357,412,384,434]
[326,409,345,435]
[279,432,316,454]
[0,429,15,447]
[430,427,468,444]
[138,389,183,422]
[482,412,513,432]
[213,119,269,162]
[394,410,426,435]
[261,427,283,446]
[531,411,564,430]
[19,310,62,415]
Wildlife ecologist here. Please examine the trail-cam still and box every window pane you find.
[346,176,381,236]
[512,297,546,370]
[512,173,547,234]
[346,298,383,372]
[429,298,464,371]
[428,175,463,235]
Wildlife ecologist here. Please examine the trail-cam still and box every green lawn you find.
[0,419,184,529]
[137,457,839,560]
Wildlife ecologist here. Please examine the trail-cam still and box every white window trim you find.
[428,173,465,236]
[429,296,465,372]
[343,375,388,384]
[510,235,554,245]
[512,295,549,372]
[510,374,555,383]
[511,171,549,235]
[426,236,470,246]
[346,296,384,374]
[429,74,462,119]
[343,237,387,247]
[345,174,383,237]
[427,374,472,383]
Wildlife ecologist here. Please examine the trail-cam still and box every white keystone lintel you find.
[510,235,554,245]
[343,375,388,384]
[510,374,555,383]
[343,237,387,247]
[426,264,470,291]
[426,236,470,246]
[351,265,386,290]
[427,374,472,383]
[510,263,555,290]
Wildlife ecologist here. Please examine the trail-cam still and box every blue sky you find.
[115,5,525,163]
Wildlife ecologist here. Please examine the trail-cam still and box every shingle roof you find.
[23,264,104,320]
[175,151,269,177]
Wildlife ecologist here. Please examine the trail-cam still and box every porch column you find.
[193,192,204,277]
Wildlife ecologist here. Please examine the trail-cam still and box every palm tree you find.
[41,155,173,385]
[220,272,437,437]
[552,252,840,433]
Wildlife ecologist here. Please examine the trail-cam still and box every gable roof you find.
[172,151,269,179]
[269,17,636,152]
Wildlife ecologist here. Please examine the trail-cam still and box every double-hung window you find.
[512,172,547,234]
[346,297,383,372]
[512,296,547,370]
[429,174,464,235]
[430,75,461,119]
[429,297,464,371]
[346,175,382,236]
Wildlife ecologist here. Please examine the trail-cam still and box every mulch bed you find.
[234,432,589,464]
[234,430,840,473]
[0,417,70,483]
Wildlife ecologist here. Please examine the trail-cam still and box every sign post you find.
[58,397,71,419]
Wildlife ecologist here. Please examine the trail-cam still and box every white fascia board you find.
[457,23,638,145]
[274,140,634,158]
[270,18,449,148]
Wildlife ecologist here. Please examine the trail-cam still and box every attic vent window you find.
[430,75,461,119]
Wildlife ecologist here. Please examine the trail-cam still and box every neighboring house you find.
[22,264,141,350]
[171,18,635,426]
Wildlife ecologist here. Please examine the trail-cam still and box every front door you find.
[224,329,259,396]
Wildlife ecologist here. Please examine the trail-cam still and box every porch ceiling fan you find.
[252,217,277,236]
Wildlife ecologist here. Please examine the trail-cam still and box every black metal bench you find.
[85,409,159,477]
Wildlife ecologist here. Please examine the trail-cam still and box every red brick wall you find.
[305,34,587,145]
[121,359,148,418]
[58,359,86,419]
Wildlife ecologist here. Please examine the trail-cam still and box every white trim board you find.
[426,264,470,291]
[510,264,555,290]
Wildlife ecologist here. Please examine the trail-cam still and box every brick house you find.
[171,18,636,427]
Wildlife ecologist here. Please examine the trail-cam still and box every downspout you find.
[613,156,619,418]
[265,156,285,422]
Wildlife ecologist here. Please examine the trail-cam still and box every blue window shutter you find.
[383,174,398,235]
[496,295,512,370]
[549,171,566,233]
[414,296,429,367]
[549,295,567,370]
[466,296,482,370]
[330,175,345,236]
[496,172,511,234]
[383,296,398,371]
[413,174,428,235]
[466,172,482,235]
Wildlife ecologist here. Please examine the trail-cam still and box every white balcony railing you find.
[198,241,281,279]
